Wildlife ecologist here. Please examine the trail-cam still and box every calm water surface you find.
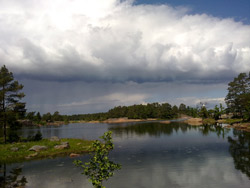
[1,122,250,188]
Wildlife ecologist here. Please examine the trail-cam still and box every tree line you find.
[24,103,200,123]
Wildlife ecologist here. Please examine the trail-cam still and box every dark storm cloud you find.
[21,79,227,114]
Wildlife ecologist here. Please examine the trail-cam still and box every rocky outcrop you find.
[29,145,48,152]
[54,142,70,149]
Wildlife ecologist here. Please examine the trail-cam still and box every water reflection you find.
[228,129,250,178]
[109,122,249,179]
[199,124,230,139]
[109,122,230,138]
[0,164,27,188]
[109,122,196,137]
[1,122,249,187]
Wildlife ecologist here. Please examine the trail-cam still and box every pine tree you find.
[225,72,250,118]
[0,65,26,143]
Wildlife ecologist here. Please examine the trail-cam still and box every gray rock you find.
[29,145,48,152]
[50,136,60,141]
[54,142,70,149]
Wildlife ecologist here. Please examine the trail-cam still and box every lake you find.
[1,121,250,188]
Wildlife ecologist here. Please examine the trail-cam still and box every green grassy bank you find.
[0,138,92,164]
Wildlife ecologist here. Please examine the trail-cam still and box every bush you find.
[74,131,121,188]
[26,131,43,141]
[34,131,43,141]
[8,132,20,143]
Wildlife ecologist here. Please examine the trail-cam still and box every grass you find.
[202,118,216,125]
[0,138,93,164]
[218,118,243,124]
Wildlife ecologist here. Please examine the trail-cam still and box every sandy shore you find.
[102,117,158,124]
[159,120,171,124]
[184,118,203,126]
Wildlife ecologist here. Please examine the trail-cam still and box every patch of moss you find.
[219,119,243,125]
[202,118,216,125]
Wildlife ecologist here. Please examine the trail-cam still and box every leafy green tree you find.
[212,104,225,120]
[74,131,121,188]
[241,93,250,121]
[35,112,42,122]
[108,106,128,118]
[185,106,198,117]
[26,111,36,121]
[0,65,25,143]
[42,112,52,122]
[172,105,179,118]
[52,111,62,121]
[199,106,208,119]
[158,103,173,119]
[225,72,250,118]
[178,103,187,113]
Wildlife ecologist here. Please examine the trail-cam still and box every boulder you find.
[54,142,70,149]
[50,136,60,141]
[29,145,48,152]
[70,153,80,158]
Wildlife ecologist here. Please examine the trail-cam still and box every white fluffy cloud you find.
[1,0,250,83]
[1,0,248,114]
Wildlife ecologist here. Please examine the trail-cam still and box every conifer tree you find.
[0,65,25,143]
[225,72,250,119]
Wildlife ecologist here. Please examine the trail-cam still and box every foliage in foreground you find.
[74,131,121,188]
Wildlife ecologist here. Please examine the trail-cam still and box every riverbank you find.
[102,117,158,123]
[183,117,250,132]
[21,117,175,126]
[0,138,92,164]
[20,117,250,132]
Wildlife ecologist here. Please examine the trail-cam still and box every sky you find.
[0,0,250,114]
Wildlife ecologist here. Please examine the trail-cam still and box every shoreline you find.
[20,117,250,133]
[184,118,250,132]
[224,123,250,132]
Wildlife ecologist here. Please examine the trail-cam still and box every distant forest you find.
[26,102,199,123]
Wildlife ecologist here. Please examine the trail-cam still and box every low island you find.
[0,137,92,164]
